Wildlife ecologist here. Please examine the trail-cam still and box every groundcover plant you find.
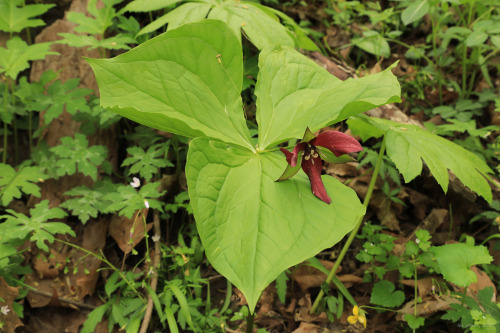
[88,19,401,312]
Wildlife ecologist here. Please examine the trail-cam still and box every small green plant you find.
[57,0,135,56]
[0,162,46,206]
[0,200,75,252]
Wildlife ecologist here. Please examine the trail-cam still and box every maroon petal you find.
[311,131,363,157]
[280,148,294,165]
[280,142,306,167]
[301,155,331,204]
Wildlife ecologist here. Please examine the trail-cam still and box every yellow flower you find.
[348,305,367,328]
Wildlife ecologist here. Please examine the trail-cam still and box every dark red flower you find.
[277,128,363,204]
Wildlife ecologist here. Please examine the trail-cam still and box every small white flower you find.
[144,199,150,209]
[1,305,10,315]
[130,177,140,188]
[152,234,160,242]
[148,267,154,275]
[416,238,420,244]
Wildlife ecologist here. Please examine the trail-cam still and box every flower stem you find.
[310,135,386,314]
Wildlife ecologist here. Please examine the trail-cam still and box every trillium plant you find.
[87,19,398,312]
[87,19,493,319]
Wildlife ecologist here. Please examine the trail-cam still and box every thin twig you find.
[27,288,96,310]
[139,213,161,333]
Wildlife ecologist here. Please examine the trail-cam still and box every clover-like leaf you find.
[347,115,494,203]
[0,163,47,206]
[186,138,365,311]
[432,243,492,287]
[0,200,73,252]
[370,280,405,308]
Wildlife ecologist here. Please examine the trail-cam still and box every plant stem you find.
[246,312,255,333]
[10,82,18,164]
[310,135,386,314]
[3,78,8,163]
[413,255,418,333]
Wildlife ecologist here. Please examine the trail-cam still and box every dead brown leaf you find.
[401,276,443,300]
[109,209,152,254]
[468,266,496,299]
[291,322,323,333]
[293,260,335,291]
[421,208,448,235]
[0,277,23,332]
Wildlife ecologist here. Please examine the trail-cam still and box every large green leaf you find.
[87,20,254,151]
[347,115,493,203]
[134,2,211,35]
[131,0,315,50]
[186,138,365,312]
[255,46,401,150]
[208,2,295,50]
[432,243,492,287]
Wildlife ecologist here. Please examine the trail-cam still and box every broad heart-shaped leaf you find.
[255,46,401,150]
[347,115,493,203]
[431,243,492,287]
[87,20,254,151]
[186,138,365,312]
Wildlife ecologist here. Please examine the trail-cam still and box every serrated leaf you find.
[42,78,93,124]
[122,145,173,181]
[50,133,108,181]
[57,33,134,51]
[186,138,365,312]
[370,280,405,307]
[432,243,492,287]
[104,182,164,218]
[69,0,122,35]
[0,0,54,33]
[348,115,493,203]
[0,200,73,252]
[0,163,46,206]
[256,47,400,149]
[60,185,113,224]
[0,37,58,79]
[87,20,254,151]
